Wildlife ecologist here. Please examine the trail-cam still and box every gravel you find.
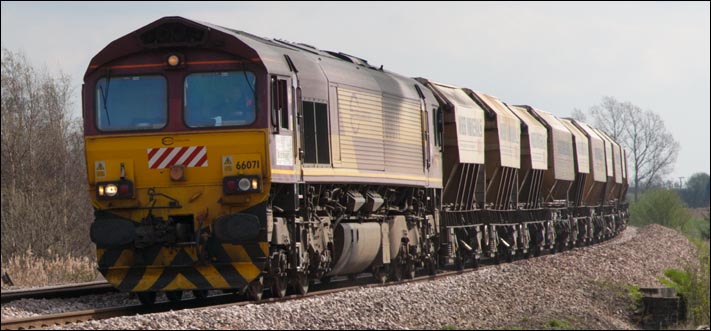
[1,293,139,319]
[3,224,697,330]
[1,290,218,319]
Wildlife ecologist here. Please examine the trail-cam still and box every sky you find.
[1,1,709,181]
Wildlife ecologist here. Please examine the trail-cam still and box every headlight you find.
[238,178,251,191]
[105,184,118,197]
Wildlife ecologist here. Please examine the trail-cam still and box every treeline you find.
[679,173,710,209]
[1,48,93,261]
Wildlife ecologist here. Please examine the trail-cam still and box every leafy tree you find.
[681,172,710,208]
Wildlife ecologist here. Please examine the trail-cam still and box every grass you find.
[544,319,575,330]
[657,240,710,327]
[1,248,98,287]
[626,284,643,312]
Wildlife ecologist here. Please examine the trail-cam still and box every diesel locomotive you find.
[84,17,628,304]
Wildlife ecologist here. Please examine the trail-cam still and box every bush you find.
[681,216,710,241]
[657,240,710,326]
[630,189,691,230]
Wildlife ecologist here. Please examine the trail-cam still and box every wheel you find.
[426,258,438,275]
[247,276,263,301]
[391,262,403,281]
[165,290,183,303]
[272,275,288,298]
[557,241,566,253]
[294,272,309,295]
[192,289,208,300]
[471,256,480,269]
[372,266,388,284]
[454,255,465,271]
[137,291,156,305]
[506,249,514,263]
[404,262,416,280]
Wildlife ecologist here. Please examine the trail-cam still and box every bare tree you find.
[1,48,93,260]
[570,108,587,122]
[585,96,679,202]
[589,96,631,142]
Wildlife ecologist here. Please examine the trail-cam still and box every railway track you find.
[0,281,116,304]
[1,229,626,330]
[0,266,475,330]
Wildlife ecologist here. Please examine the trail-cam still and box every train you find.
[84,16,629,305]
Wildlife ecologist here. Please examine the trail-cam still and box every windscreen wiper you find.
[99,69,112,126]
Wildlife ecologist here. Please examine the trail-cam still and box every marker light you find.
[226,180,237,191]
[167,55,180,67]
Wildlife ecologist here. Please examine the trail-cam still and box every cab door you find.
[270,75,300,182]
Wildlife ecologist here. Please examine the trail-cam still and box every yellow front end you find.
[87,129,270,293]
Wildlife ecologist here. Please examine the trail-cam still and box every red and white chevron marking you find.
[147,146,208,169]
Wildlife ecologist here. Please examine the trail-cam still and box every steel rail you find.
[1,281,116,304]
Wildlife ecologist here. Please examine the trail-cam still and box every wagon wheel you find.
[165,290,183,303]
[294,272,309,295]
[404,262,416,280]
[137,291,157,306]
[522,248,530,259]
[372,266,388,284]
[247,276,264,301]
[493,251,501,265]
[390,262,403,281]
[271,275,288,298]
[471,255,480,269]
[426,257,438,275]
[454,254,465,271]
